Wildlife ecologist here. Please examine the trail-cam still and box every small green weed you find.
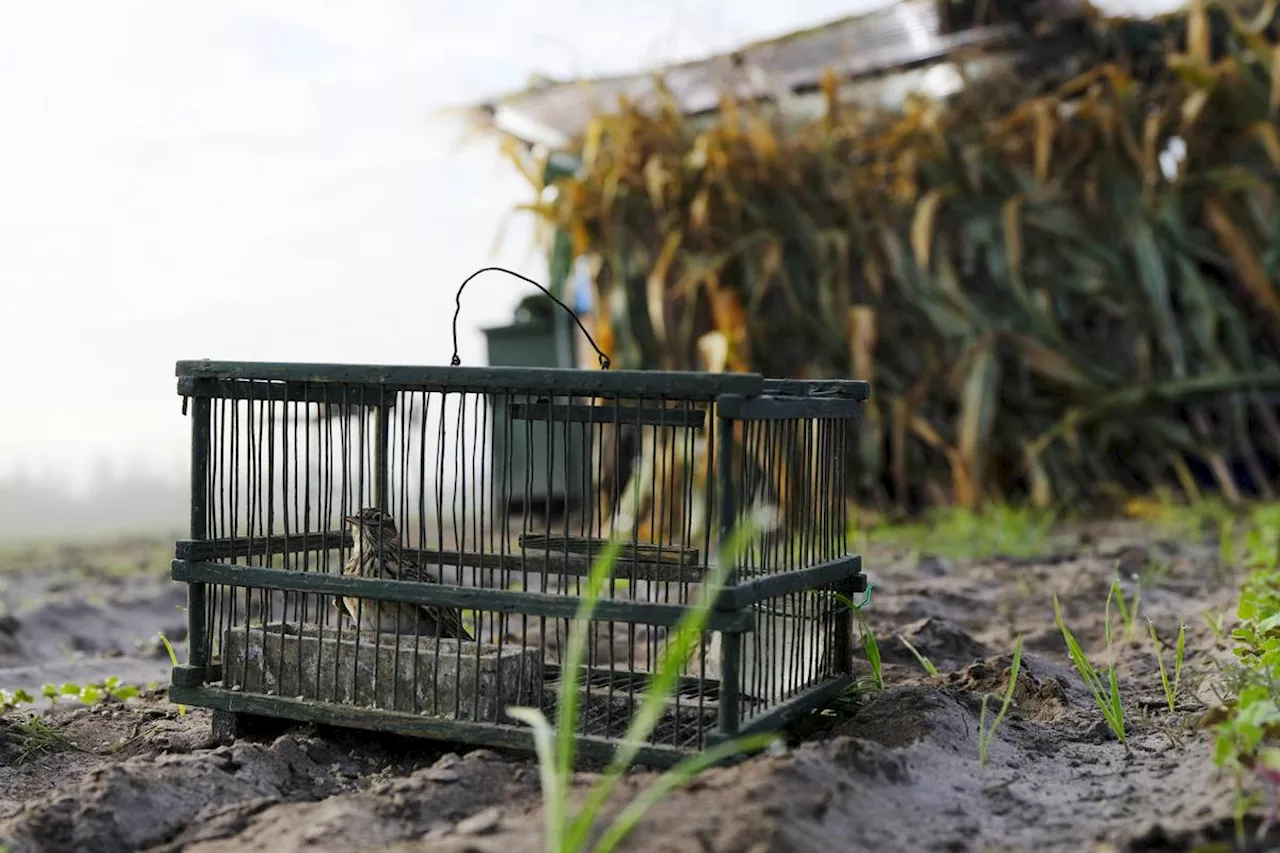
[977,635,1022,768]
[3,708,155,765]
[1053,592,1126,745]
[39,676,139,707]
[1210,531,1279,820]
[836,585,882,691]
[1204,610,1229,642]
[1110,576,1141,644]
[0,689,34,713]
[898,635,938,677]
[158,632,187,715]
[8,714,79,764]
[1148,618,1186,715]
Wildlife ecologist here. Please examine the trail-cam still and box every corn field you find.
[502,2,1280,514]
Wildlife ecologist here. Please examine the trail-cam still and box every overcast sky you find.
[0,0,1176,492]
[0,0,903,491]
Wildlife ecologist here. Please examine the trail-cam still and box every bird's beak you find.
[344,515,360,525]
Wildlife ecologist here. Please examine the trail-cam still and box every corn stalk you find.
[501,3,1280,513]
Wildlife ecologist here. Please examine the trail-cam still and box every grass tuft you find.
[1053,592,1126,745]
[157,632,187,715]
[977,635,1023,768]
[836,585,882,691]
[1110,576,1142,644]
[1148,618,1186,715]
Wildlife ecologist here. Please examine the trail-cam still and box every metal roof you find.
[472,0,1190,148]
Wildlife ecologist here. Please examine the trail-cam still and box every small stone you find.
[1114,546,1150,576]
[426,768,459,783]
[433,752,461,769]
[915,554,953,578]
[464,748,496,762]
[456,807,501,836]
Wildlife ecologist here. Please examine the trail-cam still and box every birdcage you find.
[170,329,868,766]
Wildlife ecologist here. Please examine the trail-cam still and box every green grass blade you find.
[1172,621,1186,704]
[557,539,625,791]
[1054,593,1125,744]
[836,593,882,690]
[898,635,938,676]
[157,632,186,715]
[507,707,565,853]
[978,635,1022,767]
[861,616,883,691]
[1148,619,1175,714]
[567,521,760,850]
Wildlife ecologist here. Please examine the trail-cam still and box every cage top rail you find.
[760,378,870,401]
[176,359,871,400]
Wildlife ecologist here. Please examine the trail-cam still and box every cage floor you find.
[210,624,726,751]
[540,665,722,749]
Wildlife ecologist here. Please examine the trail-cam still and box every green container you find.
[483,297,588,515]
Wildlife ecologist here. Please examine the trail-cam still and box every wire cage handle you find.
[450,266,611,370]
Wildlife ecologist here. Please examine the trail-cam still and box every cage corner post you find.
[834,573,858,678]
[185,393,212,685]
[713,406,741,741]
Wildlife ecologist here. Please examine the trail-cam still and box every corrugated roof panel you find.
[478,0,1188,145]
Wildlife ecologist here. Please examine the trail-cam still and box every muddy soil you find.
[0,522,1274,853]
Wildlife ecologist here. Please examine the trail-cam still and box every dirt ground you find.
[0,520,1275,853]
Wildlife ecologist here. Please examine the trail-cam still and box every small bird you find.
[339,507,473,641]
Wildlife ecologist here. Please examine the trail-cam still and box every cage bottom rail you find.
[168,671,850,768]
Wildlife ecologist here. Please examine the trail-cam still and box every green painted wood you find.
[517,534,700,566]
[716,394,866,421]
[760,379,871,400]
[510,401,706,429]
[176,531,353,561]
[716,556,864,610]
[714,674,855,743]
[833,576,857,675]
[177,377,400,406]
[175,360,765,398]
[168,685,697,768]
[170,664,207,687]
[409,547,708,583]
[174,535,706,581]
[188,397,211,676]
[715,412,741,737]
[171,560,755,632]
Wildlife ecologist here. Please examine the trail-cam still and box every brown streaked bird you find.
[339,507,473,641]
